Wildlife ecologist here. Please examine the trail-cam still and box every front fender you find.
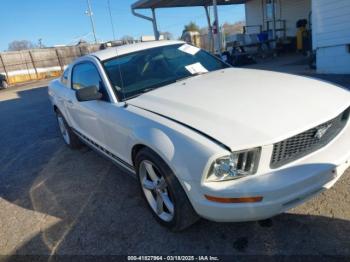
[129,124,226,182]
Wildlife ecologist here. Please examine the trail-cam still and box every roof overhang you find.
[132,0,247,10]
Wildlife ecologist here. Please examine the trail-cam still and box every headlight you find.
[206,148,261,182]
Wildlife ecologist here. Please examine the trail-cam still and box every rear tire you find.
[135,148,199,231]
[56,110,82,149]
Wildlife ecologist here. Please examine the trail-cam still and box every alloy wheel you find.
[139,160,175,222]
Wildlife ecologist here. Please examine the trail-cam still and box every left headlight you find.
[206,148,261,182]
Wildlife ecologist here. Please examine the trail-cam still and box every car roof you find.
[90,40,185,61]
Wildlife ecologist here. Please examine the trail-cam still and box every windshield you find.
[103,44,230,101]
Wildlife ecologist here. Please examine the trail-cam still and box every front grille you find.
[271,107,350,168]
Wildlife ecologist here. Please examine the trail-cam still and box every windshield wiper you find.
[124,87,160,100]
[176,72,208,82]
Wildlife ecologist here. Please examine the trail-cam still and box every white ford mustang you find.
[48,40,350,231]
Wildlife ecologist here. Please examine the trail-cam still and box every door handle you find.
[67,100,73,104]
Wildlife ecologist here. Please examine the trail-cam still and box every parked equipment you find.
[296,19,310,54]
[0,74,8,89]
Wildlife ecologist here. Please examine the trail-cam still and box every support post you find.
[55,49,64,72]
[204,6,214,53]
[212,0,222,56]
[132,7,159,41]
[151,9,160,40]
[28,51,39,80]
[0,53,9,83]
[272,0,277,41]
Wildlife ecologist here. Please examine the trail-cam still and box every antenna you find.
[107,0,116,41]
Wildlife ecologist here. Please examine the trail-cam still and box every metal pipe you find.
[131,8,159,40]
[212,0,222,55]
[152,9,160,40]
[204,6,214,53]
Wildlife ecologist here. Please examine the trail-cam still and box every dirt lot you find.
[0,76,350,257]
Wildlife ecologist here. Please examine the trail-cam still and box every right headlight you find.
[206,148,261,182]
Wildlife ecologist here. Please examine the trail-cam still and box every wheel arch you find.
[131,144,147,167]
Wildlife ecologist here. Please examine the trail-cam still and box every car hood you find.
[128,68,350,150]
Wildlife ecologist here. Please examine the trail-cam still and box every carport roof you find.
[132,0,247,9]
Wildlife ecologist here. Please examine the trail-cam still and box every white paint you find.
[129,68,350,150]
[312,0,350,74]
[93,40,185,61]
[49,41,350,223]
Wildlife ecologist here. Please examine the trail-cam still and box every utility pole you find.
[107,0,116,40]
[86,0,98,43]
[38,38,43,48]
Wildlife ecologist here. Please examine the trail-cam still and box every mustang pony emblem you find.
[314,124,332,139]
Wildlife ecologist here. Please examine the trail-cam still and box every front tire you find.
[56,110,82,149]
[135,148,199,231]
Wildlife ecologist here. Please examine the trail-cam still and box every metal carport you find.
[131,0,248,55]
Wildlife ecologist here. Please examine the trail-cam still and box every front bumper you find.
[185,123,350,222]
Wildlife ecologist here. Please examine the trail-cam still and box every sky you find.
[0,0,245,51]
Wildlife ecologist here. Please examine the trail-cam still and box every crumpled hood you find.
[128,68,350,150]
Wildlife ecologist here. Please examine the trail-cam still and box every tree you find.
[160,31,173,40]
[8,40,36,51]
[183,22,200,33]
[121,35,134,44]
[222,21,245,36]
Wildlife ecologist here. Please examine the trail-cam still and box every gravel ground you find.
[0,77,349,257]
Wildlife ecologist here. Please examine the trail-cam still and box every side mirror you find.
[76,85,102,102]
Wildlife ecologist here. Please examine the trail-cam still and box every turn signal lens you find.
[205,195,263,203]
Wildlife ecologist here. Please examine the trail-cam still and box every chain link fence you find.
[0,44,101,85]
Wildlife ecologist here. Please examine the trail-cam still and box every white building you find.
[132,0,350,74]
[244,0,350,74]
[312,0,350,74]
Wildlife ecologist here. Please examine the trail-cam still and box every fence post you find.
[55,49,64,72]
[78,46,83,57]
[0,53,9,83]
[20,50,32,81]
[28,50,39,79]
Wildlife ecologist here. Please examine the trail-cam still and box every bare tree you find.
[8,40,36,51]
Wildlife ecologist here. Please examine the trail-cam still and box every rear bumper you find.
[185,123,350,222]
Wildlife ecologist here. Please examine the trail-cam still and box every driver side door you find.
[64,62,109,148]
